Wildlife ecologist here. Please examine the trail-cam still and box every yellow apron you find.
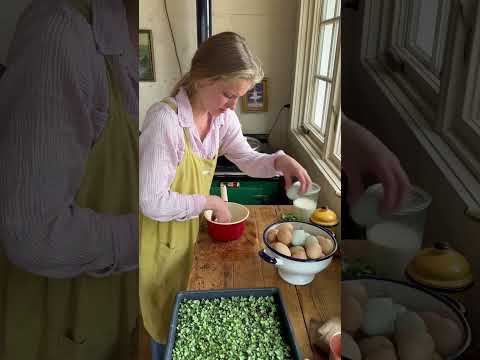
[140,101,217,343]
[0,1,139,359]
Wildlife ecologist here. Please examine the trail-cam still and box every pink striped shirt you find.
[140,88,284,221]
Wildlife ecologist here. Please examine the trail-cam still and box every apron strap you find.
[68,0,93,24]
[159,98,178,113]
[160,98,191,150]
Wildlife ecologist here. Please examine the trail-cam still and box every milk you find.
[366,221,422,280]
[293,197,317,222]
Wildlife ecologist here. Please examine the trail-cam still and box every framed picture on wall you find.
[241,78,268,112]
[139,29,155,82]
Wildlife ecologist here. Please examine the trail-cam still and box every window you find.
[373,0,451,125]
[362,0,480,201]
[442,0,480,182]
[291,0,341,182]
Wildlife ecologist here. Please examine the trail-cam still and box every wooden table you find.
[343,239,480,360]
[138,205,341,360]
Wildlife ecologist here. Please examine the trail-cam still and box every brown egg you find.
[358,336,394,357]
[365,348,398,360]
[267,229,279,243]
[342,295,363,334]
[342,332,362,360]
[277,223,294,233]
[396,331,435,360]
[271,242,291,257]
[305,243,324,259]
[317,235,334,254]
[290,246,307,259]
[342,282,368,307]
[277,228,293,246]
[419,312,463,357]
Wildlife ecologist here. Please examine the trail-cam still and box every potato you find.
[342,295,363,334]
[419,312,462,357]
[267,229,279,243]
[277,228,293,246]
[271,242,291,257]
[358,336,394,357]
[362,297,396,336]
[396,331,435,360]
[342,332,362,360]
[277,223,293,233]
[317,235,334,254]
[305,243,324,259]
[342,282,368,307]
[290,246,307,260]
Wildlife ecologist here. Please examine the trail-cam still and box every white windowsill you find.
[289,128,342,197]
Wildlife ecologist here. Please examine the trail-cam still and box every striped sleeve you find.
[0,6,137,278]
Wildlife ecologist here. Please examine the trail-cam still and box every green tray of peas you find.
[164,288,302,360]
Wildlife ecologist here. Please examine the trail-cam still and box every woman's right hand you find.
[205,196,232,223]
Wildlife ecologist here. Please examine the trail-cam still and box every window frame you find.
[385,0,452,126]
[441,0,480,182]
[361,0,480,207]
[290,0,341,184]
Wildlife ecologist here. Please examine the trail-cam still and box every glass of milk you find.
[366,221,423,280]
[288,181,321,222]
[358,184,432,280]
[293,197,317,222]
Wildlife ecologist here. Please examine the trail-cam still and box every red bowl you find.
[204,203,250,241]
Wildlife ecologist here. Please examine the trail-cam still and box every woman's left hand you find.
[274,154,312,194]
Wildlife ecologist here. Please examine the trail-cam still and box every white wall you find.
[213,0,299,135]
[139,0,196,127]
[139,0,299,133]
[0,1,32,65]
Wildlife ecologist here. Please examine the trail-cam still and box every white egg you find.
[389,303,407,333]
[361,297,396,336]
[291,229,307,246]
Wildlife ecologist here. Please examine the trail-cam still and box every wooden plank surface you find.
[138,205,341,360]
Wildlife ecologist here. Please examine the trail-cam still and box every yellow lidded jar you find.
[406,241,474,291]
[310,206,338,237]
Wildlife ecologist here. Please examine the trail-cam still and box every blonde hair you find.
[170,32,264,97]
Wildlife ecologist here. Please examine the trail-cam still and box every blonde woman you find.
[139,32,311,357]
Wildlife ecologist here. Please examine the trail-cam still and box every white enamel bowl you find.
[343,278,471,360]
[259,221,338,285]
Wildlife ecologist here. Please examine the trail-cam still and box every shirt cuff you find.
[88,213,138,277]
[192,194,207,217]
[272,150,286,176]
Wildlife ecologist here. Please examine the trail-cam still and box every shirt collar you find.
[175,87,226,128]
[92,0,129,56]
